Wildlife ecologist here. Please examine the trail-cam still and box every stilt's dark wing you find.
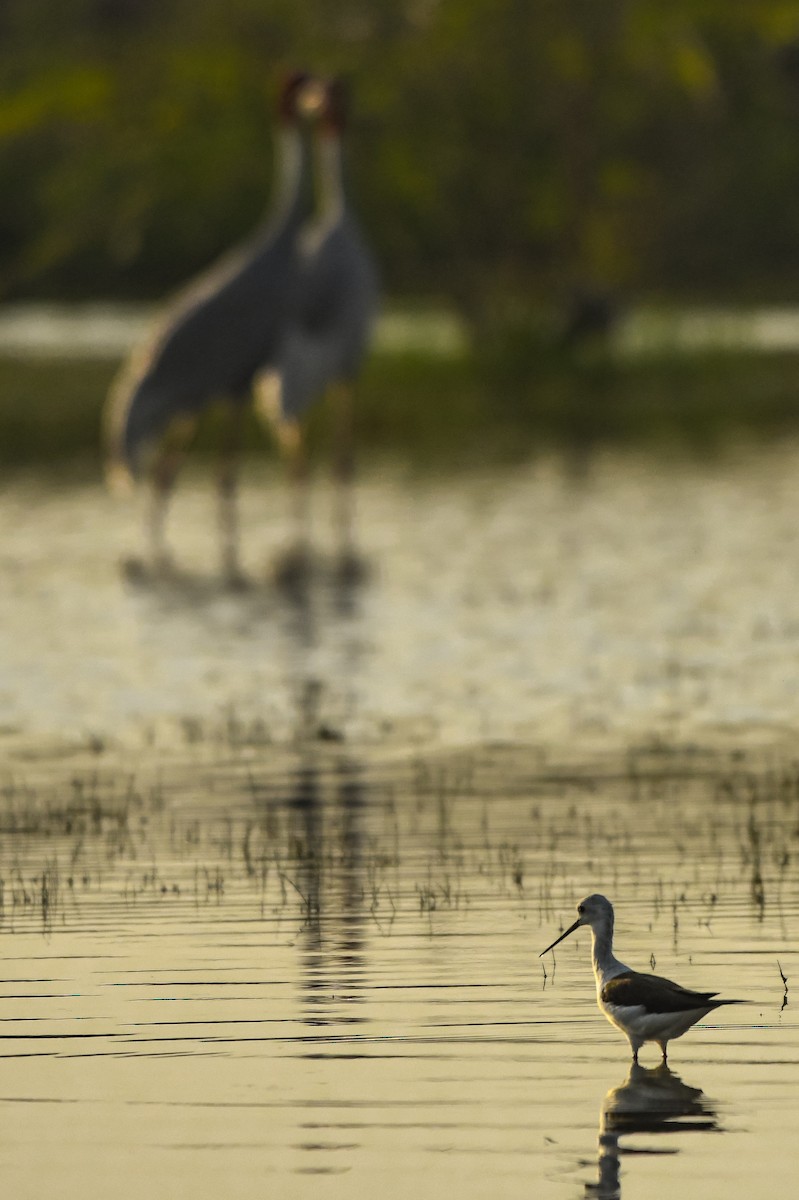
[601,971,720,1014]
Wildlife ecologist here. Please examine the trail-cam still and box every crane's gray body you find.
[105,75,378,581]
[277,210,378,420]
[112,130,314,473]
[274,113,379,425]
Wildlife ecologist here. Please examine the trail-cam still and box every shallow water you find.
[3,450,799,1197]
[5,300,799,359]
[5,443,799,754]
[0,751,796,1199]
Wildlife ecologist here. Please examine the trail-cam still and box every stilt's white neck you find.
[590,921,628,989]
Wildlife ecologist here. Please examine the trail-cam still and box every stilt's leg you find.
[217,401,247,587]
[147,417,197,574]
[632,1049,639,1065]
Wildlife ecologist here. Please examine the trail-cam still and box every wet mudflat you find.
[2,447,799,1198]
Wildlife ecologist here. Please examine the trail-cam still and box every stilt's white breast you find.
[599,970,719,1046]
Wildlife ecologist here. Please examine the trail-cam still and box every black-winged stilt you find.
[540,894,744,1062]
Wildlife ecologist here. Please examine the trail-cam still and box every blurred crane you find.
[256,77,379,583]
[105,71,320,584]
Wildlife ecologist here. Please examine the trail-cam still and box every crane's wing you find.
[276,216,378,420]
[105,129,314,476]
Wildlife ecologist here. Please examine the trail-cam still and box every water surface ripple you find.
[0,748,796,1199]
[4,446,799,753]
[3,453,799,1197]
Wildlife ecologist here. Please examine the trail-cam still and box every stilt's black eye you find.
[577,905,585,914]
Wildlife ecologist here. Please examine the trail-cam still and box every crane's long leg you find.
[217,400,247,587]
[274,416,312,585]
[331,382,354,554]
[330,381,366,582]
[147,416,198,575]
[252,371,312,585]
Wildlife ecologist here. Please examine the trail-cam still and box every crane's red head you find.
[277,71,314,124]
[320,77,348,135]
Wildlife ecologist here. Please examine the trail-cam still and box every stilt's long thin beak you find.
[539,918,581,957]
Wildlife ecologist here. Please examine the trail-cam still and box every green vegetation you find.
[3,339,799,472]
[0,356,116,469]
[1,2,799,320]
[4,4,799,467]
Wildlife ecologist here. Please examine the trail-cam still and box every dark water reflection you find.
[588,1064,719,1199]
[288,752,369,1039]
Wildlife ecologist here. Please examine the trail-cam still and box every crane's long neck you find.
[315,132,345,223]
[272,126,313,227]
[590,919,627,989]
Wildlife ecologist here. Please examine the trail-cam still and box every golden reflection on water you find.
[4,451,799,1196]
[0,743,797,1198]
[5,443,799,754]
[588,1063,718,1199]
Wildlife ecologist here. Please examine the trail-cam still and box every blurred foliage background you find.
[4,1,799,467]
[2,1,799,319]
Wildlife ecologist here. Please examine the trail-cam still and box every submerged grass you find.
[2,745,799,942]
[3,340,799,473]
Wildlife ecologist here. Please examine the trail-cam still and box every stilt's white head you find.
[539,893,614,956]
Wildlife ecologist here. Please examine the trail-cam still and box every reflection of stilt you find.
[592,1127,621,1200]
[586,1063,719,1199]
